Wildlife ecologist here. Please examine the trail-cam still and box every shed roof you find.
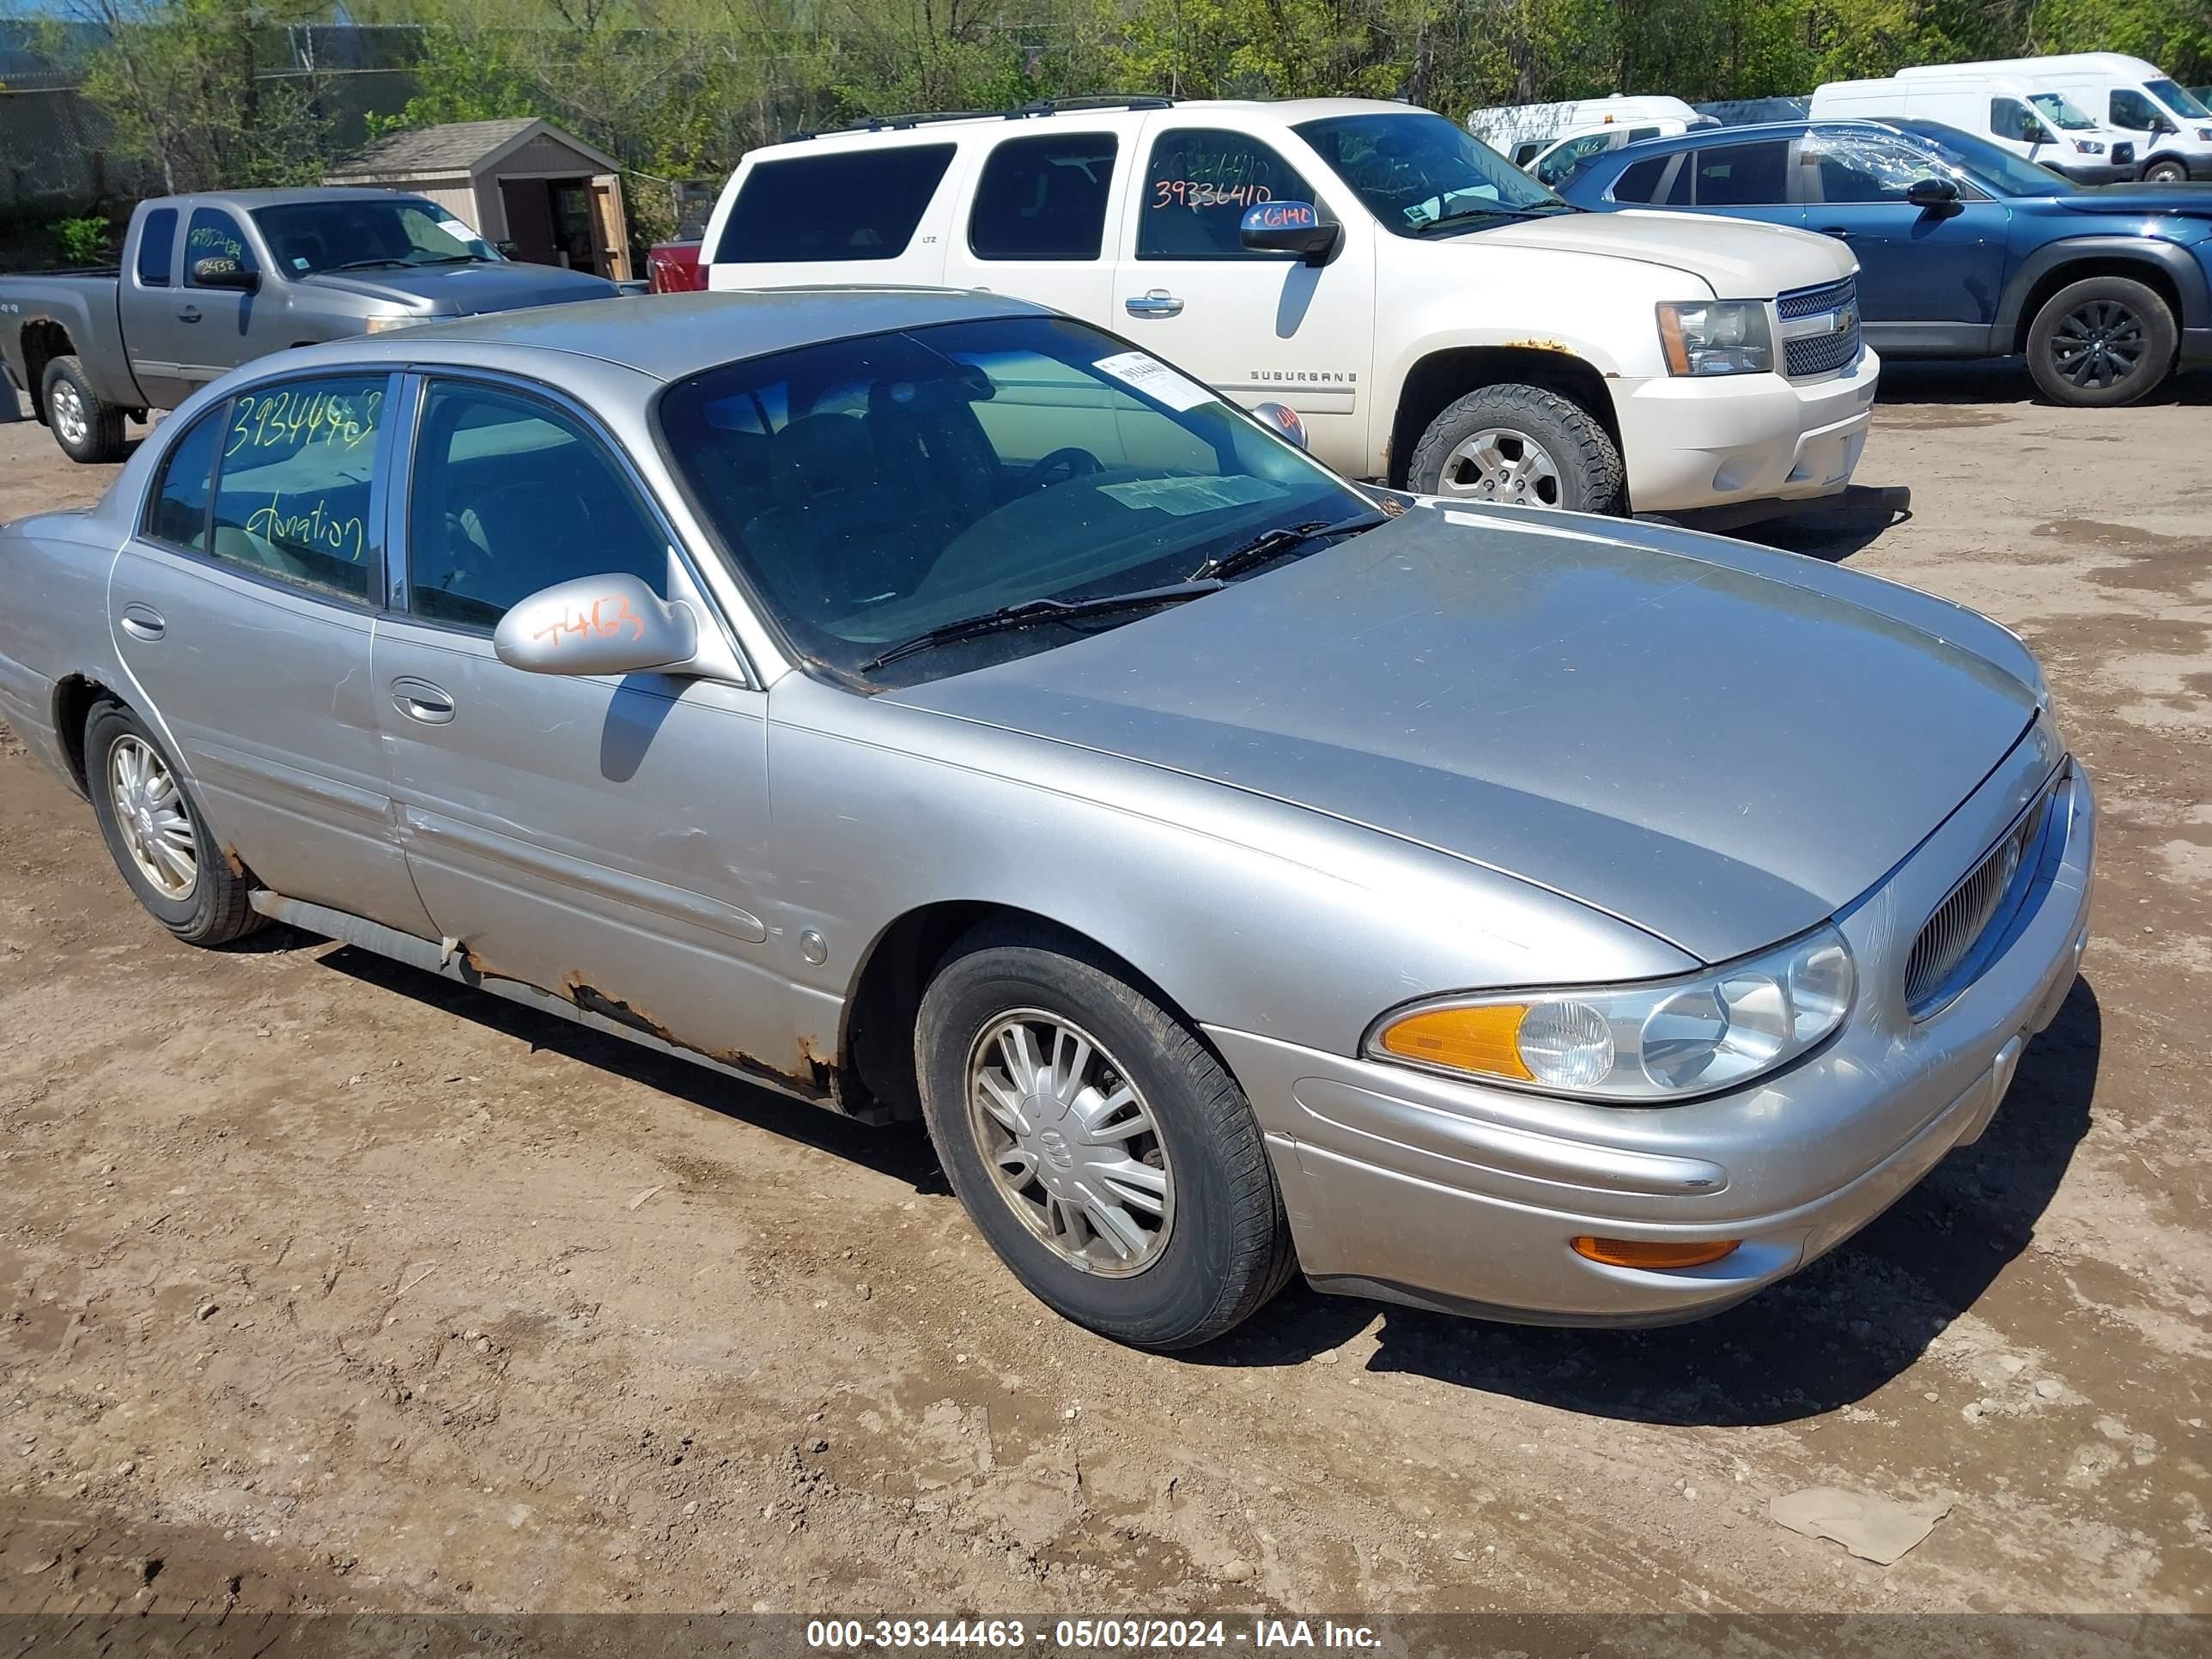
[326,117,621,182]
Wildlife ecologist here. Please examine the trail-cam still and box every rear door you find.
[1681,137,1808,233]
[939,127,1127,321]
[1105,118,1376,476]
[118,206,195,409]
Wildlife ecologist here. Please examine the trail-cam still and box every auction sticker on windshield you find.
[1094,351,1217,412]
[1099,476,1287,516]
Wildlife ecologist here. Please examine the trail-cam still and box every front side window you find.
[143,407,220,550]
[136,208,177,288]
[716,144,955,264]
[208,374,387,599]
[1297,111,1565,236]
[1990,99,2050,144]
[1804,129,1956,203]
[1138,128,1318,258]
[185,209,258,286]
[656,315,1371,684]
[406,382,669,629]
[1534,132,1615,188]
[252,198,497,276]
[969,132,1118,260]
[1691,141,1790,205]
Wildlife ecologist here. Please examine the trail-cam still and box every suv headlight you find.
[1656,300,1774,376]
[1367,925,1855,1103]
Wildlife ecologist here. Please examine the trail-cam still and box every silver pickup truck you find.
[1,187,617,462]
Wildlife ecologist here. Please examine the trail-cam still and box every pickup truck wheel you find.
[2027,276,2178,408]
[915,921,1295,1350]
[2142,158,2189,184]
[1408,384,1624,513]
[41,356,127,465]
[83,702,263,946]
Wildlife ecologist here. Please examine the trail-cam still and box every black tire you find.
[915,921,1295,1351]
[40,355,127,465]
[1407,382,1625,514]
[2026,275,2179,408]
[2142,157,2189,184]
[82,701,263,946]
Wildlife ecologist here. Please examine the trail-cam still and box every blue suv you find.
[1556,118,2212,406]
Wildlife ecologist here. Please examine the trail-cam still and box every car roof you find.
[364,287,1055,381]
[166,186,442,210]
[763,96,1431,153]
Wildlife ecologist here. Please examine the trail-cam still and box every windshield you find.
[656,315,1372,685]
[2148,77,2212,120]
[252,198,501,276]
[1294,111,1566,236]
[2028,92,2099,131]
[1890,119,2084,195]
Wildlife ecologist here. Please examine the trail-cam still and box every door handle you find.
[118,603,166,641]
[1817,226,1852,240]
[390,677,455,725]
[1124,289,1185,318]
[177,306,203,324]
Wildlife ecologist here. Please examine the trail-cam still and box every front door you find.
[143,206,289,390]
[1107,118,1376,477]
[371,374,790,1078]
[108,369,434,933]
[1797,128,2014,340]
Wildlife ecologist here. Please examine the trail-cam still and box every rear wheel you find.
[2026,275,2178,408]
[2142,157,2189,184]
[1407,383,1624,514]
[83,702,262,945]
[40,355,126,465]
[915,921,1294,1350]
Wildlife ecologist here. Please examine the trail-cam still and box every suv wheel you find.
[40,356,127,465]
[2142,157,2189,184]
[1407,384,1625,513]
[83,701,263,945]
[915,921,1295,1350]
[2027,275,2178,408]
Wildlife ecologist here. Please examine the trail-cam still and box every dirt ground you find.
[1,365,2208,1626]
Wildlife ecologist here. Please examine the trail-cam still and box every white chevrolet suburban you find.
[702,97,1881,515]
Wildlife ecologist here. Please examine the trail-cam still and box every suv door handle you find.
[391,677,455,725]
[1124,289,1185,318]
[1817,226,1853,240]
[177,305,203,323]
[118,603,165,641]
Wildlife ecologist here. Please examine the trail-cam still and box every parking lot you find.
[1,364,2208,1620]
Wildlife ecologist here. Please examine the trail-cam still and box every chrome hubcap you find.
[2051,301,2145,390]
[107,734,198,899]
[1439,428,1563,506]
[966,1011,1174,1276]
[51,381,88,447]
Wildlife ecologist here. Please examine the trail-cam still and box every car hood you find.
[300,262,620,314]
[887,507,2039,963]
[2052,185,2212,219]
[1465,208,1856,297]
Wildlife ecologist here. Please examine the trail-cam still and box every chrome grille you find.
[1778,276,1861,380]
[1904,787,2054,1016]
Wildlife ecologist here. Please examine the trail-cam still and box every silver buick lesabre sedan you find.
[0,291,2094,1350]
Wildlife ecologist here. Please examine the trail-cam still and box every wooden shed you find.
[325,118,633,283]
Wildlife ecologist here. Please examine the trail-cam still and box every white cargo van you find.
[703,98,1877,516]
[1468,94,1717,187]
[1954,53,2212,182]
[1810,72,2136,184]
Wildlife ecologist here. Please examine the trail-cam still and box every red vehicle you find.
[647,239,707,293]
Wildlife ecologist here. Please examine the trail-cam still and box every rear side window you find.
[185,208,258,287]
[1610,155,1670,203]
[969,132,1119,260]
[716,144,954,264]
[209,374,386,601]
[136,208,178,287]
[144,407,220,549]
[1692,142,1789,205]
[1139,128,1316,258]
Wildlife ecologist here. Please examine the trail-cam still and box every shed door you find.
[499,178,559,265]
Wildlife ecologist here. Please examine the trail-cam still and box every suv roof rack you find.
[783,94,1176,143]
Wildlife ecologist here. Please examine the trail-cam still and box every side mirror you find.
[191,256,259,292]
[493,573,699,677]
[2155,117,2179,136]
[1239,200,1340,264]
[1905,176,1960,209]
[1249,401,1308,449]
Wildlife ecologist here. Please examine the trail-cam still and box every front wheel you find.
[40,355,126,465]
[2026,275,2178,408]
[83,701,263,945]
[2142,157,2189,184]
[915,922,1294,1350]
[1407,383,1625,514]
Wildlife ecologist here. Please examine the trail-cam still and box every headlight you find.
[2073,140,2106,155]
[1656,300,1774,376]
[1367,925,1855,1103]
[363,313,420,334]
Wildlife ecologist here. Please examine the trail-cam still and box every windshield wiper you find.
[858,580,1224,672]
[411,253,490,265]
[328,258,413,272]
[1184,511,1389,584]
[1418,202,1579,234]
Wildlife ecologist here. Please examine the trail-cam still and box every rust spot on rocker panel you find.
[556,971,840,1107]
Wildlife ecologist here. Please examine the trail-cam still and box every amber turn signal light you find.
[1571,1236,1741,1271]
[1375,1003,1533,1080]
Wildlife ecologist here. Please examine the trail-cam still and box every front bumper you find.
[1211,728,2094,1328]
[1611,346,1881,514]
[2051,159,2137,186]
